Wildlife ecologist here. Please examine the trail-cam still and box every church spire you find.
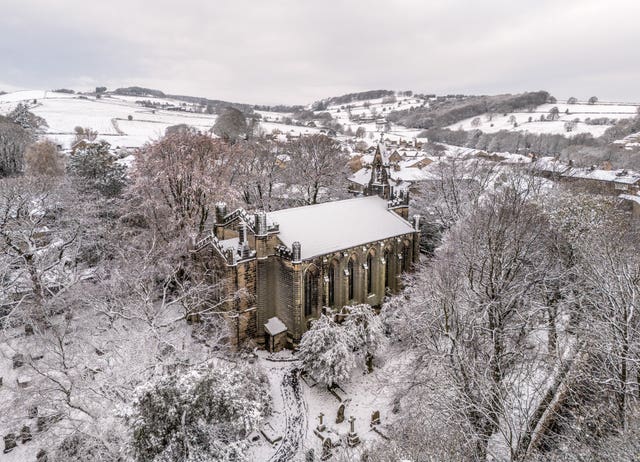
[365,143,392,199]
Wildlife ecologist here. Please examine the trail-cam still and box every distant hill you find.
[114,86,167,98]
[387,91,551,129]
[313,90,396,110]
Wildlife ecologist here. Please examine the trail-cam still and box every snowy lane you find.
[268,366,308,462]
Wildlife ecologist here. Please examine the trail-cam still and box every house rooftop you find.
[267,196,415,260]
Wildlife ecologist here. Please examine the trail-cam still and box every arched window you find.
[328,264,336,307]
[348,258,355,301]
[384,250,390,289]
[304,270,318,317]
[402,242,410,272]
[367,252,373,294]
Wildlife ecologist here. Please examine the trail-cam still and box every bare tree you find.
[25,140,65,177]
[394,183,556,460]
[0,119,30,177]
[131,131,238,238]
[232,139,286,211]
[284,134,350,205]
[212,107,248,142]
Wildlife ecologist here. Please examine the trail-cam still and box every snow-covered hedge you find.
[130,361,271,462]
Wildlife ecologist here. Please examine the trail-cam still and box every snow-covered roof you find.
[264,317,287,336]
[267,196,415,259]
[533,156,570,174]
[349,158,434,186]
[619,194,640,205]
[219,237,239,252]
[563,167,640,184]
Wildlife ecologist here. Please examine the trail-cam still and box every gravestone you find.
[20,425,31,443]
[37,416,47,432]
[3,433,16,453]
[36,449,48,462]
[392,396,401,414]
[13,353,24,369]
[28,405,38,418]
[24,324,34,336]
[316,412,326,432]
[371,410,381,426]
[336,403,345,424]
[17,375,32,388]
[260,422,282,445]
[347,416,361,447]
[321,438,333,461]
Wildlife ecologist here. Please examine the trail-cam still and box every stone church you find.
[194,145,420,350]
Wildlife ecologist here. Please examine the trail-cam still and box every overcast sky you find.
[1,0,638,105]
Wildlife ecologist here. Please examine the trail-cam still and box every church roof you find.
[267,196,415,260]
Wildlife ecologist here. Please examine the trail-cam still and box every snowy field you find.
[448,100,639,138]
[0,90,316,150]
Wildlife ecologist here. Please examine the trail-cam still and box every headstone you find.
[316,412,325,432]
[260,422,282,445]
[37,416,47,432]
[3,433,16,453]
[24,324,34,336]
[17,375,32,388]
[392,396,401,414]
[20,425,31,443]
[336,403,345,424]
[321,438,333,461]
[347,416,360,447]
[28,405,38,418]
[36,449,48,462]
[305,448,315,462]
[13,353,24,369]
[371,410,381,426]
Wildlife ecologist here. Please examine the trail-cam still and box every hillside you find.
[449,100,639,138]
[0,90,322,150]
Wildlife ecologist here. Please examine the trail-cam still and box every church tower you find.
[364,143,410,220]
[364,144,392,199]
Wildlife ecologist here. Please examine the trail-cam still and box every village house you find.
[533,156,640,196]
[193,157,421,350]
[348,144,434,196]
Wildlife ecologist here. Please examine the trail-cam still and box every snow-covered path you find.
[268,366,308,462]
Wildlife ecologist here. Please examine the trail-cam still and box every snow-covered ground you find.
[247,346,412,461]
[0,90,313,150]
[324,93,426,143]
[449,100,639,138]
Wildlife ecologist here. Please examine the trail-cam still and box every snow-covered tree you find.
[342,304,387,372]
[297,314,356,387]
[68,141,126,197]
[130,362,270,462]
[8,103,48,132]
[397,184,556,460]
[0,118,30,176]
